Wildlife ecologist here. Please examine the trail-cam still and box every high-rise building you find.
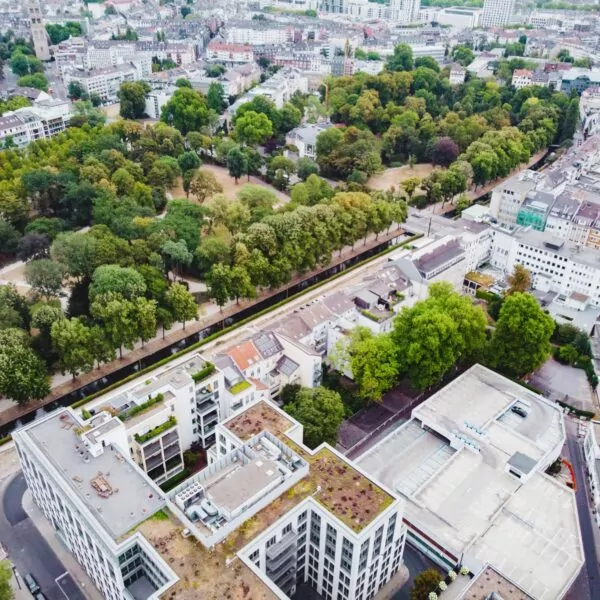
[389,0,421,24]
[25,0,50,61]
[481,0,515,28]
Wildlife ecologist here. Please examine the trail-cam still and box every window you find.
[266,536,276,549]
[282,523,293,535]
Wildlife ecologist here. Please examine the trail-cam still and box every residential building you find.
[356,364,584,600]
[64,63,147,102]
[26,0,51,61]
[206,41,254,65]
[448,64,466,85]
[433,6,482,30]
[285,123,333,159]
[78,353,224,481]
[481,0,515,28]
[512,68,534,89]
[583,421,600,527]
[13,408,179,600]
[144,85,176,120]
[179,399,407,600]
[561,68,600,96]
[0,99,72,148]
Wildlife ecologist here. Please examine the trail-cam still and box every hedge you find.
[120,393,165,421]
[475,289,501,303]
[160,467,191,492]
[0,435,11,447]
[556,400,596,420]
[70,233,423,411]
[191,362,216,383]
[134,415,177,444]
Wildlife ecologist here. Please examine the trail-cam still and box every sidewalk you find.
[22,491,103,600]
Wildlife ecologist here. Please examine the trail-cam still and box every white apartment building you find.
[490,226,600,308]
[325,0,420,23]
[584,421,600,527]
[170,398,407,600]
[356,364,584,600]
[285,123,333,159]
[13,408,179,600]
[489,170,546,226]
[79,353,224,483]
[512,68,534,89]
[144,86,176,120]
[224,22,291,46]
[481,0,515,28]
[448,64,466,85]
[433,6,482,30]
[64,62,147,101]
[0,99,72,148]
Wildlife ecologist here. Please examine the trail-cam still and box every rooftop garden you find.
[119,392,165,421]
[359,308,389,322]
[465,271,494,287]
[134,415,176,444]
[192,362,216,383]
[230,380,251,395]
[225,401,292,441]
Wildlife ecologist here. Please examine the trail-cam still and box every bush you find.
[191,362,215,382]
[554,344,578,365]
[159,467,190,492]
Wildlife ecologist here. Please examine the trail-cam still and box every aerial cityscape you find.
[0,0,600,600]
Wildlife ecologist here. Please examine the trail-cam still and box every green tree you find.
[206,263,232,311]
[68,81,88,101]
[342,327,399,402]
[207,82,226,113]
[25,259,65,298]
[119,81,151,119]
[387,43,414,72]
[560,96,579,143]
[165,282,197,329]
[51,317,94,379]
[90,292,138,359]
[410,568,442,600]
[0,219,20,256]
[177,150,201,173]
[227,146,248,184]
[0,560,14,600]
[234,110,273,146]
[488,292,555,376]
[160,87,213,135]
[133,296,157,346]
[89,264,147,300]
[401,176,421,201]
[229,265,256,304]
[284,387,345,448]
[452,45,474,67]
[0,341,50,405]
[9,52,43,76]
[161,239,193,278]
[175,77,192,88]
[297,157,319,180]
[17,73,48,91]
[392,283,486,390]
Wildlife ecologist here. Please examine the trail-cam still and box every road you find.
[565,422,600,600]
[0,473,85,600]
[392,545,439,600]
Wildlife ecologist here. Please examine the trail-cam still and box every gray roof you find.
[508,451,537,475]
[252,331,283,359]
[214,355,245,388]
[322,291,355,315]
[414,240,464,276]
[276,355,300,377]
[27,410,164,540]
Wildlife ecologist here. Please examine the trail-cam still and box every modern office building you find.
[356,364,584,600]
[13,409,179,600]
[583,421,600,528]
[481,0,515,28]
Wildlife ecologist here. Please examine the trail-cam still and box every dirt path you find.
[367,163,439,191]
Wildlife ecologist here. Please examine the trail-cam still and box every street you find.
[0,473,85,600]
[565,422,600,600]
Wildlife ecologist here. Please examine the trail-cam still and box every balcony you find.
[201,411,219,426]
[272,568,296,594]
[196,388,216,404]
[267,546,297,576]
[163,444,181,462]
[162,430,179,446]
[266,531,298,562]
[197,397,218,414]
[145,453,164,472]
[142,441,161,460]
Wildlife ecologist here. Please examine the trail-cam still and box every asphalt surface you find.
[0,473,85,600]
[566,430,600,600]
[392,545,440,600]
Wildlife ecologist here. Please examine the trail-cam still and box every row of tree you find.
[334,283,555,401]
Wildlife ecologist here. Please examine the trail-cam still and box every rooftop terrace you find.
[27,410,165,540]
[461,565,532,600]
[224,401,294,441]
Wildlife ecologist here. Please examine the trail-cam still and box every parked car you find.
[511,405,528,418]
[23,573,40,595]
[34,593,47,600]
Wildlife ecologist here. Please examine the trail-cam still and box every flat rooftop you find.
[356,365,582,600]
[27,410,164,540]
[224,400,293,440]
[461,565,532,600]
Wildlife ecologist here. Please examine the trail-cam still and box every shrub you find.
[191,362,215,382]
[159,468,190,492]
